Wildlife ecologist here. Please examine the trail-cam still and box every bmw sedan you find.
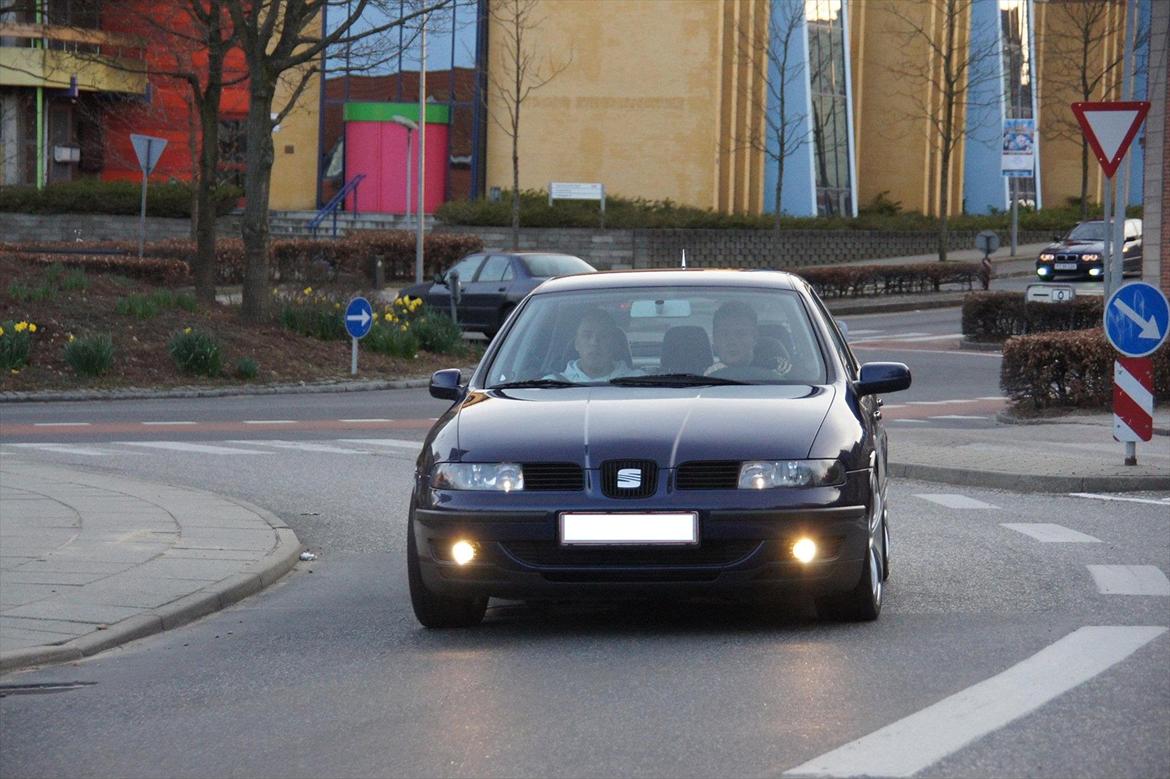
[408,269,911,627]
[1035,219,1142,280]
[399,251,595,337]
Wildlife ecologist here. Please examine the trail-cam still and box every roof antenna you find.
[681,249,687,269]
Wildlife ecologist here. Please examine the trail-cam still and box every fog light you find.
[1089,267,1102,277]
[792,537,817,564]
[1037,266,1050,275]
[451,540,476,566]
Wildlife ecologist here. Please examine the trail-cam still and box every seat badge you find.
[617,468,642,489]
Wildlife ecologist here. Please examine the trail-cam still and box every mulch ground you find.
[0,255,476,393]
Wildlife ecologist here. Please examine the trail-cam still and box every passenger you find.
[707,301,792,378]
[549,309,637,382]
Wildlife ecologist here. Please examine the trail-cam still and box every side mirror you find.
[429,368,463,400]
[856,362,911,396]
[1052,234,1061,242]
[433,272,446,285]
[449,271,462,305]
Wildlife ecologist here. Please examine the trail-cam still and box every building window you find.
[806,0,852,217]
[1000,0,1036,208]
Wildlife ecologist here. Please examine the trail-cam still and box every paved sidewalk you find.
[0,458,301,673]
[891,409,1170,492]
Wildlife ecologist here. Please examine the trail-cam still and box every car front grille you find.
[676,461,741,490]
[522,462,584,491]
[600,459,658,498]
[502,540,761,568]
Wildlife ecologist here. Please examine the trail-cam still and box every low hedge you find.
[9,252,191,285]
[796,262,983,298]
[962,291,1103,340]
[1002,329,1169,410]
[0,179,241,218]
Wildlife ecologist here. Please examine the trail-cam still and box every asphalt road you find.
[2,305,1167,778]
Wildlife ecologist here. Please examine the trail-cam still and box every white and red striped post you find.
[1113,357,1154,466]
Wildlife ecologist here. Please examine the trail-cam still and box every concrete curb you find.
[959,337,1004,352]
[993,409,1170,437]
[825,295,965,316]
[0,495,302,676]
[890,461,1170,493]
[0,377,434,404]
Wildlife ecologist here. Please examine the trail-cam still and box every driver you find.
[548,309,637,382]
[706,301,792,378]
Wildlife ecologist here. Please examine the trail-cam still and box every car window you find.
[446,254,484,283]
[1125,221,1141,239]
[805,285,855,378]
[483,286,828,387]
[1067,222,1105,241]
[520,255,595,278]
[476,255,512,283]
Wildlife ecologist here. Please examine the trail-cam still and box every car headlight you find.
[1080,253,1100,261]
[738,460,846,489]
[1039,253,1055,261]
[431,463,525,491]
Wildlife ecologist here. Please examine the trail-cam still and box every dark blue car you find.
[408,269,911,627]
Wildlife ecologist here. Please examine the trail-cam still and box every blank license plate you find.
[1055,262,1078,270]
[559,513,698,545]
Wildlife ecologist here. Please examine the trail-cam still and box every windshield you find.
[521,255,596,278]
[1067,222,1105,241]
[483,286,828,387]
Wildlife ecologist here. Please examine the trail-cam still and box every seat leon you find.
[408,269,911,627]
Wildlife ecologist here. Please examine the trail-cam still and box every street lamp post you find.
[389,115,417,226]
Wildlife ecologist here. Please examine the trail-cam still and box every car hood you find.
[451,385,836,466]
[1044,239,1104,253]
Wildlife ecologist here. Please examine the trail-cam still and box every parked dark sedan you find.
[408,269,911,627]
[399,251,595,337]
[1035,219,1142,280]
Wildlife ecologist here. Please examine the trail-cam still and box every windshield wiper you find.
[609,373,751,387]
[489,378,577,390]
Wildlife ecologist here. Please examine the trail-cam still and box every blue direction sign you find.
[344,297,374,340]
[1104,282,1170,358]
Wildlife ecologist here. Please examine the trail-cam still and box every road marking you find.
[978,395,1009,401]
[1001,523,1101,543]
[1088,565,1170,595]
[339,438,422,450]
[119,441,273,455]
[906,399,978,406]
[894,333,963,342]
[850,332,931,343]
[915,493,999,509]
[1069,493,1170,507]
[930,415,988,420]
[229,439,366,454]
[889,419,928,424]
[338,418,394,423]
[242,420,297,425]
[141,421,197,426]
[782,625,1167,778]
[31,422,91,427]
[4,443,131,457]
[844,328,882,336]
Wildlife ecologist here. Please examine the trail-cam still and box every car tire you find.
[817,519,884,622]
[407,518,488,628]
[881,510,891,582]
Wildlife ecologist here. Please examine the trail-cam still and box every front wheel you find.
[407,519,487,628]
[817,517,884,622]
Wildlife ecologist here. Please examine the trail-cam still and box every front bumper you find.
[1035,258,1101,279]
[411,503,870,599]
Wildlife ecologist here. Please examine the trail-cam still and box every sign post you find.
[975,230,999,290]
[344,297,374,375]
[1103,282,1169,465]
[1001,118,1035,257]
[129,133,168,260]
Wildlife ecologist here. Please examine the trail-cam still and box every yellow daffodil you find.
[400,324,408,332]
[28,323,36,333]
[303,286,313,295]
[68,334,75,342]
[183,327,192,335]
[15,321,28,333]
[334,303,341,310]
[0,326,5,337]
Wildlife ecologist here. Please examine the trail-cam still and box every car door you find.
[460,254,514,329]
[1123,220,1142,273]
[429,254,486,323]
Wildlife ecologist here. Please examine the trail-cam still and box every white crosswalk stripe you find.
[120,441,276,455]
[338,438,422,450]
[1001,523,1101,543]
[3,443,139,457]
[915,493,999,509]
[849,331,962,344]
[1088,565,1170,595]
[227,439,369,454]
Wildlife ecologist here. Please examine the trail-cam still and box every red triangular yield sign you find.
[1071,101,1150,178]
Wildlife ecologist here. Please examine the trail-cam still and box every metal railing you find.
[308,174,366,238]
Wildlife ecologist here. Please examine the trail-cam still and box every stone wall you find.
[0,213,239,244]
[434,225,1056,270]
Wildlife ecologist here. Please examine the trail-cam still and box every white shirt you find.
[548,360,639,383]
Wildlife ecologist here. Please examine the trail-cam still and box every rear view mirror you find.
[429,368,462,400]
[856,362,911,396]
[630,299,692,318]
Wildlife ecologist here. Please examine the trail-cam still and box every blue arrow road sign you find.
[1104,282,1169,358]
[345,297,374,340]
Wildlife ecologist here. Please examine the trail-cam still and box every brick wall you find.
[0,213,240,244]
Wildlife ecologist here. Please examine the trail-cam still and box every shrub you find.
[14,253,190,285]
[0,320,37,370]
[279,290,347,341]
[6,280,55,302]
[235,356,259,380]
[1001,329,1170,410]
[168,328,222,376]
[962,292,1103,341]
[0,179,241,218]
[366,322,420,359]
[63,333,115,377]
[796,262,983,298]
[412,311,464,355]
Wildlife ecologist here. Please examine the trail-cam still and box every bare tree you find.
[732,1,810,229]
[1039,0,1139,220]
[225,0,448,323]
[484,0,570,249]
[887,0,998,261]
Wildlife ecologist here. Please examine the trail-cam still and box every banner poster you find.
[1002,118,1035,178]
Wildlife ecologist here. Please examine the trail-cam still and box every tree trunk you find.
[194,92,220,305]
[773,152,784,232]
[510,112,520,250]
[1080,138,1090,220]
[240,85,275,323]
[938,146,950,263]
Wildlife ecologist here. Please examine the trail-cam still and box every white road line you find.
[119,441,273,455]
[241,420,297,425]
[141,421,197,426]
[1088,565,1170,596]
[844,329,883,336]
[905,399,979,406]
[850,332,931,343]
[31,422,92,427]
[894,333,963,342]
[339,438,422,450]
[1001,523,1101,543]
[782,626,1167,778]
[4,443,130,457]
[978,395,1009,401]
[228,439,366,454]
[930,415,988,420]
[338,418,394,423]
[915,493,999,509]
[1069,493,1170,507]
[889,419,928,424]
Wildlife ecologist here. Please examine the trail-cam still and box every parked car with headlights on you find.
[1035,219,1142,280]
